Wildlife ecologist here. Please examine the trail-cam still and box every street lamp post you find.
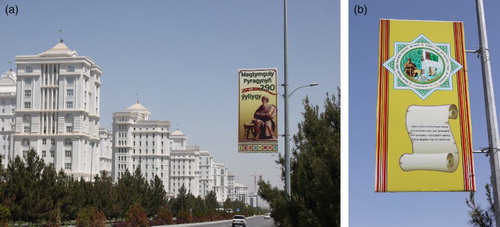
[474,0,500,225]
[283,0,290,201]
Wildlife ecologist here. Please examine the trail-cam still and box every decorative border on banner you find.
[238,144,278,153]
[454,22,476,191]
[375,19,390,192]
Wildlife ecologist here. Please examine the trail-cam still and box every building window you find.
[50,150,54,157]
[65,150,72,158]
[67,78,74,86]
[65,163,71,170]
[51,139,55,145]
[67,66,75,72]
[25,66,33,73]
[42,150,46,158]
[24,126,30,132]
[67,89,73,96]
[24,102,31,109]
[64,138,72,146]
[66,101,73,109]
[42,138,47,145]
[22,139,29,146]
[66,126,73,133]
[24,90,31,97]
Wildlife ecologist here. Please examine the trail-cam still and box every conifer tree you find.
[259,91,341,227]
[146,175,167,215]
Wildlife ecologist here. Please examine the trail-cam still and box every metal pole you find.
[283,0,291,202]
[475,0,500,225]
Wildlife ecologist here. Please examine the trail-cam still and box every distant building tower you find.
[13,41,102,179]
[233,182,249,204]
[170,130,201,197]
[112,101,172,193]
[0,69,16,168]
[99,127,113,176]
[228,173,235,200]
[212,162,229,203]
[199,150,214,198]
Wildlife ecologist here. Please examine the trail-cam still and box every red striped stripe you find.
[454,22,475,191]
[376,20,390,192]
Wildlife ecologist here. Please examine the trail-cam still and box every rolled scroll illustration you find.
[399,104,459,172]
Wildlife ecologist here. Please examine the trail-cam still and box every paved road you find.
[163,216,276,227]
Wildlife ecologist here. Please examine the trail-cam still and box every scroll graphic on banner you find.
[400,105,459,172]
[238,68,278,153]
[376,19,475,192]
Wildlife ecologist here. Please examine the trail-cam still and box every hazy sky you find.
[349,0,500,226]
[1,0,340,198]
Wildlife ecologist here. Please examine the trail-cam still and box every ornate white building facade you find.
[170,141,201,197]
[111,102,172,194]
[233,182,249,204]
[199,150,213,198]
[3,42,249,204]
[12,41,102,179]
[0,69,16,168]
[111,102,247,202]
[212,162,229,203]
[99,127,113,175]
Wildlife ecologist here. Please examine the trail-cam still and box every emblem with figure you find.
[383,34,462,99]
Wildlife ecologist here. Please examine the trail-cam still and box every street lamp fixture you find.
[288,83,319,97]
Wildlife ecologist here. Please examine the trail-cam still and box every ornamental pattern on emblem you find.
[383,34,462,99]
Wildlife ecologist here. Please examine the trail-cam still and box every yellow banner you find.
[238,68,278,153]
[376,20,475,192]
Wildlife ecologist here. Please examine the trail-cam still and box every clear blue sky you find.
[0,0,340,199]
[349,0,500,226]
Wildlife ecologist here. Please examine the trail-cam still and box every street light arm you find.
[288,83,319,97]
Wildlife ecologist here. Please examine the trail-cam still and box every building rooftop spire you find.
[59,29,64,44]
[39,40,77,57]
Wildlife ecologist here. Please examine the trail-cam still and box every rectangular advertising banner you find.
[375,20,475,192]
[238,68,278,153]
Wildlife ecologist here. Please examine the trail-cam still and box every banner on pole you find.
[238,68,278,153]
[376,19,475,192]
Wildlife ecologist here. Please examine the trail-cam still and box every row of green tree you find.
[0,151,262,226]
[258,92,341,227]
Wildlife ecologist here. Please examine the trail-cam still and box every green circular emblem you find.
[394,43,452,90]
[400,48,445,84]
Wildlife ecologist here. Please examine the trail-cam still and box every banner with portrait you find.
[238,68,278,153]
[375,20,475,192]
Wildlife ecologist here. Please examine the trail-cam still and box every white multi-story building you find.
[228,173,235,200]
[212,162,228,203]
[13,41,102,179]
[112,101,172,192]
[199,150,213,198]
[99,127,113,176]
[170,130,201,197]
[0,69,16,168]
[233,182,249,204]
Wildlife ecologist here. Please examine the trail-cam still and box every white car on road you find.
[232,215,246,227]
